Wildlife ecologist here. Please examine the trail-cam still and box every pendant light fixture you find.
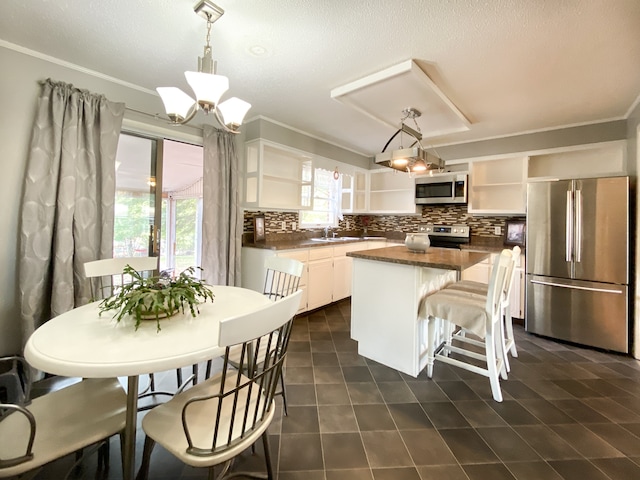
[374,108,444,173]
[156,0,251,134]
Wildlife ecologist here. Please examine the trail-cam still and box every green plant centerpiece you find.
[98,265,215,331]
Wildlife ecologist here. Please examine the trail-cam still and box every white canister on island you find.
[405,233,430,253]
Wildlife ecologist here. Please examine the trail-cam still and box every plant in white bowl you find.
[98,265,215,331]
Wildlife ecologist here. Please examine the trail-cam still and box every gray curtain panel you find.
[201,125,242,286]
[18,79,125,347]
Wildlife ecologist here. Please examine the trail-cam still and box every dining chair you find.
[136,289,302,480]
[0,356,127,479]
[84,257,195,410]
[209,256,303,415]
[445,246,521,372]
[0,355,29,406]
[421,249,512,402]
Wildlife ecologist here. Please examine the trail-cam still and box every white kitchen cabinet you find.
[468,156,528,215]
[368,169,420,214]
[307,247,334,310]
[460,251,526,319]
[332,243,368,301]
[243,139,313,210]
[352,170,369,213]
[277,249,309,313]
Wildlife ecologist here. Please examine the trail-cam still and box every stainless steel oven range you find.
[423,224,470,249]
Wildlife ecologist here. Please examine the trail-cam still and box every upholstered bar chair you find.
[446,246,521,372]
[421,249,512,402]
[0,356,127,479]
[136,290,302,480]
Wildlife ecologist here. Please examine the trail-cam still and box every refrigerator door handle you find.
[575,188,582,263]
[566,190,573,262]
[530,279,623,294]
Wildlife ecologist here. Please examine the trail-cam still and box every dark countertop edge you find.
[347,246,490,271]
[242,236,522,253]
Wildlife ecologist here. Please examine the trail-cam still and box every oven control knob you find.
[453,228,458,233]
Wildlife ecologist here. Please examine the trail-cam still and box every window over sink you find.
[300,168,350,228]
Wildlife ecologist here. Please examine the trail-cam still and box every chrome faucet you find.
[323,226,330,238]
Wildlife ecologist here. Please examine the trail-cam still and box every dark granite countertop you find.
[242,233,520,253]
[347,245,490,271]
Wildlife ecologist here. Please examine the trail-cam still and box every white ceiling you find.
[2,0,640,158]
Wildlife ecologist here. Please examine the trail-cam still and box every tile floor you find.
[33,298,640,479]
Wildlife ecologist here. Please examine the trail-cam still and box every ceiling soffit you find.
[330,59,471,139]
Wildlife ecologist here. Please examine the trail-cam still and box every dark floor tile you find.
[519,398,576,425]
[416,465,469,480]
[347,382,384,404]
[326,468,373,480]
[601,362,640,378]
[462,463,516,480]
[369,364,404,382]
[281,405,320,434]
[439,428,499,464]
[278,433,324,471]
[476,426,541,462]
[436,380,482,401]
[513,425,581,460]
[333,338,358,352]
[353,404,396,431]
[582,397,640,423]
[520,379,576,400]
[287,351,313,367]
[489,400,542,425]
[504,461,564,480]
[586,423,640,456]
[286,384,317,406]
[405,380,449,402]
[312,351,340,366]
[286,366,315,384]
[336,351,367,367]
[421,401,470,429]
[552,379,603,398]
[318,405,358,433]
[400,429,458,466]
[288,341,311,353]
[310,331,332,341]
[553,399,612,423]
[579,378,636,397]
[607,378,640,396]
[547,459,609,480]
[310,339,336,353]
[549,424,625,459]
[592,457,640,480]
[376,381,417,403]
[372,466,421,480]
[313,366,344,384]
[321,432,369,470]
[454,400,508,427]
[360,430,413,468]
[316,383,350,405]
[342,366,374,383]
[279,471,326,480]
[387,403,433,430]
[500,380,543,399]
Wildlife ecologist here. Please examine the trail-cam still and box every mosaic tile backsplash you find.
[243,205,525,240]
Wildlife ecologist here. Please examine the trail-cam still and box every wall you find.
[0,44,203,354]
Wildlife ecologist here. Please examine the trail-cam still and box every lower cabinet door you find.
[307,258,334,310]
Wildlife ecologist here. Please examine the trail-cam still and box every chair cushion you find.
[420,289,489,338]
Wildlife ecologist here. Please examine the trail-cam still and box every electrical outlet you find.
[291,222,296,231]
[281,221,286,230]
[494,226,502,235]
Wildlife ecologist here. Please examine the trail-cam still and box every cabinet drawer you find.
[308,246,334,261]
[277,249,309,263]
[333,242,366,257]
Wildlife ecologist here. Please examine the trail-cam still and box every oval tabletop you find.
[24,286,271,378]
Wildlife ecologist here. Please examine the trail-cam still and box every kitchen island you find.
[347,245,490,377]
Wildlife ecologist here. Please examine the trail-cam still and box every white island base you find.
[350,257,456,377]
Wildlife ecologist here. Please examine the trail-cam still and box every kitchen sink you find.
[310,236,363,242]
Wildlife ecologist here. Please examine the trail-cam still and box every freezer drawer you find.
[526,274,628,353]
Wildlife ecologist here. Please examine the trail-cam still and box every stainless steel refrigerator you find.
[526,176,630,353]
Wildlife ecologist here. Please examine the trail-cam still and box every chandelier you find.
[374,108,444,173]
[156,0,251,134]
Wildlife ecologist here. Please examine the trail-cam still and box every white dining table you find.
[24,285,272,480]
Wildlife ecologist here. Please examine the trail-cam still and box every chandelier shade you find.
[156,0,250,133]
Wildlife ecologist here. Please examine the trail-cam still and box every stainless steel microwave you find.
[415,173,468,205]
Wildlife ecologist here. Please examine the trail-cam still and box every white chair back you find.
[262,256,303,301]
[84,257,158,300]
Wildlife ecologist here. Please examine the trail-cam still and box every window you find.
[300,167,344,227]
